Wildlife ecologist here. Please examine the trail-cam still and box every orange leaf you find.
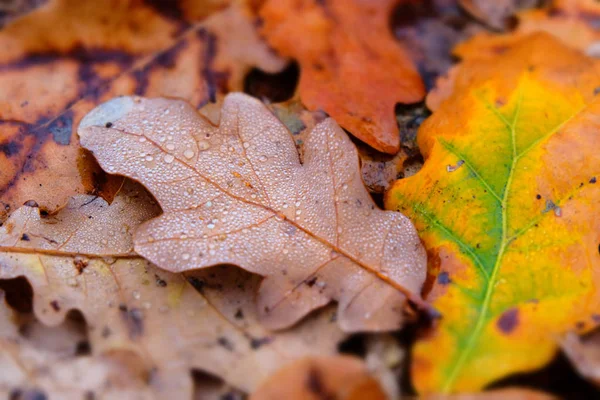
[78,93,428,332]
[259,0,425,154]
[250,356,387,400]
[386,34,600,393]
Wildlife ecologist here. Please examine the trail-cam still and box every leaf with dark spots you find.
[78,93,427,333]
[0,180,346,397]
[0,0,285,217]
[386,34,600,392]
[497,308,520,334]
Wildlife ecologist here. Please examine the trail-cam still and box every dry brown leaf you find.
[259,0,425,154]
[78,93,428,333]
[250,355,387,400]
[0,181,346,398]
[0,0,285,219]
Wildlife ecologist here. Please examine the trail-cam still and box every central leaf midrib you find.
[438,88,589,392]
[439,91,522,393]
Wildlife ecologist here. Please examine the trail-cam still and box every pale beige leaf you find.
[0,291,154,400]
[78,93,427,332]
[0,182,346,398]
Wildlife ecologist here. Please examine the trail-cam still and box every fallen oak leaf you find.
[250,356,387,400]
[386,36,600,392]
[0,182,346,398]
[259,0,425,154]
[78,93,428,332]
[0,0,285,218]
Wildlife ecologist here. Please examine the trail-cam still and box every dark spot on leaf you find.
[120,307,144,339]
[437,271,450,284]
[154,274,167,287]
[497,308,519,334]
[536,194,541,200]
[187,276,205,294]
[0,141,22,156]
[217,336,234,351]
[594,87,600,96]
[234,308,244,319]
[50,300,60,311]
[250,336,273,349]
[592,314,600,323]
[76,340,91,355]
[305,276,318,287]
[74,258,88,274]
[590,177,597,184]
[46,110,73,145]
[105,122,112,128]
[101,326,111,338]
[576,321,585,330]
[20,233,30,241]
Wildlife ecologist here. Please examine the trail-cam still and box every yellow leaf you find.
[386,35,600,393]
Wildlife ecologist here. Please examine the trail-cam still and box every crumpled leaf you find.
[0,294,153,399]
[78,92,427,332]
[250,356,387,400]
[0,181,346,398]
[0,0,285,218]
[386,34,600,393]
[259,0,425,154]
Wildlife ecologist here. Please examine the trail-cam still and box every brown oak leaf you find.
[78,93,427,332]
[259,0,425,154]
[0,181,346,398]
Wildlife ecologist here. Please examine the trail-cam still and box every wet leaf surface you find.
[78,93,428,332]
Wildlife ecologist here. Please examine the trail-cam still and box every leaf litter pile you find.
[0,0,599,399]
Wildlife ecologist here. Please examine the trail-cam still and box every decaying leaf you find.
[259,0,425,154]
[0,181,346,397]
[78,92,428,332]
[250,356,387,400]
[0,0,285,218]
[386,34,600,392]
